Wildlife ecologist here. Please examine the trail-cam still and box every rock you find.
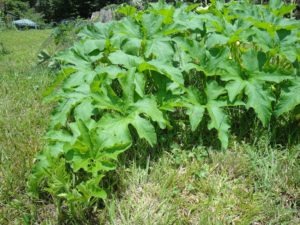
[91,10,113,23]
[91,4,119,23]
[129,0,144,10]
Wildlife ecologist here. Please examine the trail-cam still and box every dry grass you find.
[100,144,300,224]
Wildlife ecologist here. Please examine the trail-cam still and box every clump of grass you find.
[0,42,10,55]
[99,143,300,224]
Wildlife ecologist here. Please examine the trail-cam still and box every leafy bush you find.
[37,19,91,68]
[51,19,88,47]
[28,0,300,221]
[22,8,45,27]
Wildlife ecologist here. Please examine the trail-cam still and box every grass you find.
[97,142,299,225]
[0,29,299,225]
[0,29,53,224]
[0,29,52,73]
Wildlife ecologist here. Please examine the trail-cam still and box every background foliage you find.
[1,0,298,23]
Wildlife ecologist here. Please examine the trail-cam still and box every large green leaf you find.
[184,87,205,132]
[140,60,184,85]
[109,50,144,69]
[184,81,230,149]
[205,81,230,149]
[245,83,273,126]
[142,13,164,38]
[95,114,132,151]
[275,77,300,116]
[206,33,229,48]
[130,114,157,146]
[144,38,174,62]
[133,97,168,129]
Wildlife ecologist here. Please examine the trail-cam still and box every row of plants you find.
[28,0,300,221]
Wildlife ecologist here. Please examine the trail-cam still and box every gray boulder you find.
[91,5,119,23]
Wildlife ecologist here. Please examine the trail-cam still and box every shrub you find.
[28,0,300,221]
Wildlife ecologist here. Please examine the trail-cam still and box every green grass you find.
[0,29,52,73]
[101,143,299,224]
[0,30,53,224]
[0,30,299,225]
